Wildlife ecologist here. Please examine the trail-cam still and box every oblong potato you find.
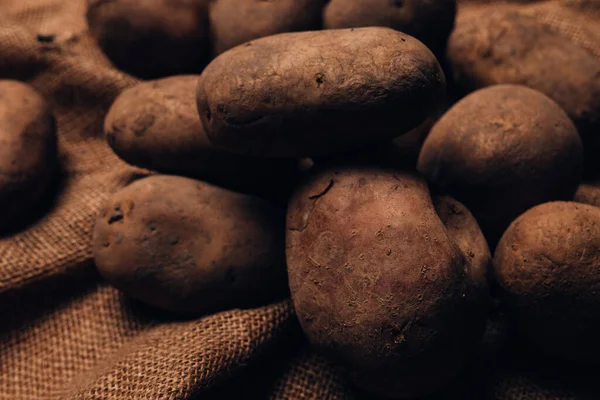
[448,5,600,175]
[418,85,583,247]
[92,175,287,314]
[323,0,457,55]
[86,0,210,78]
[197,27,445,158]
[286,168,489,399]
[209,0,326,55]
[105,75,297,198]
[494,201,600,363]
[0,80,57,231]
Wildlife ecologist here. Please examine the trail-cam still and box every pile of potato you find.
[4,0,598,398]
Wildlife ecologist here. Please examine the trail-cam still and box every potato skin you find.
[209,0,326,55]
[197,27,445,158]
[574,183,600,208]
[448,5,600,176]
[104,76,297,198]
[92,175,287,314]
[493,201,600,363]
[286,168,489,399]
[323,0,457,55]
[0,80,57,231]
[418,85,583,247]
[86,0,210,79]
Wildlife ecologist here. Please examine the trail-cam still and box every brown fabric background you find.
[0,1,599,399]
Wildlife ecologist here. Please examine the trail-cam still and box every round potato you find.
[418,85,583,247]
[574,183,600,208]
[209,0,326,55]
[323,0,457,56]
[86,0,210,79]
[197,27,445,158]
[0,80,57,231]
[494,201,600,363]
[448,5,600,176]
[92,175,287,314]
[287,168,489,399]
[104,75,297,198]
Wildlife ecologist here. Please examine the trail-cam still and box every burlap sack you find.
[0,1,598,399]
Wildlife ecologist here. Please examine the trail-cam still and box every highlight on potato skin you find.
[493,201,600,364]
[286,167,489,399]
[92,175,288,315]
[418,84,583,248]
[196,27,446,158]
[0,80,58,232]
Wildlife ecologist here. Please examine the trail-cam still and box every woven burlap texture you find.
[0,0,598,399]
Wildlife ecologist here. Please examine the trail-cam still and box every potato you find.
[209,0,326,55]
[323,0,457,55]
[418,85,583,247]
[448,5,600,176]
[196,27,445,158]
[86,0,210,78]
[574,183,600,208]
[92,175,287,314]
[104,75,297,198]
[0,80,57,231]
[494,201,600,363]
[286,168,489,399]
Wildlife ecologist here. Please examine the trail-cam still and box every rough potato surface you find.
[286,168,489,399]
[418,85,583,247]
[105,76,297,197]
[93,175,287,314]
[209,0,326,55]
[87,0,210,78]
[0,80,57,231]
[448,5,600,175]
[324,0,457,55]
[197,27,445,157]
[494,201,600,363]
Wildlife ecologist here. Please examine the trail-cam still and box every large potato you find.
[286,168,489,399]
[0,80,57,231]
[197,27,445,158]
[494,201,600,363]
[323,0,457,55]
[448,4,600,175]
[92,175,287,314]
[209,0,326,55]
[104,75,297,198]
[418,85,583,247]
[86,0,210,78]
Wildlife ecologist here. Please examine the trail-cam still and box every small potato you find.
[197,27,445,158]
[287,168,489,399]
[92,175,287,314]
[0,80,57,231]
[209,0,326,55]
[448,5,600,175]
[104,75,297,198]
[418,85,583,247]
[494,201,600,363]
[323,0,457,55]
[574,183,600,208]
[86,0,210,78]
